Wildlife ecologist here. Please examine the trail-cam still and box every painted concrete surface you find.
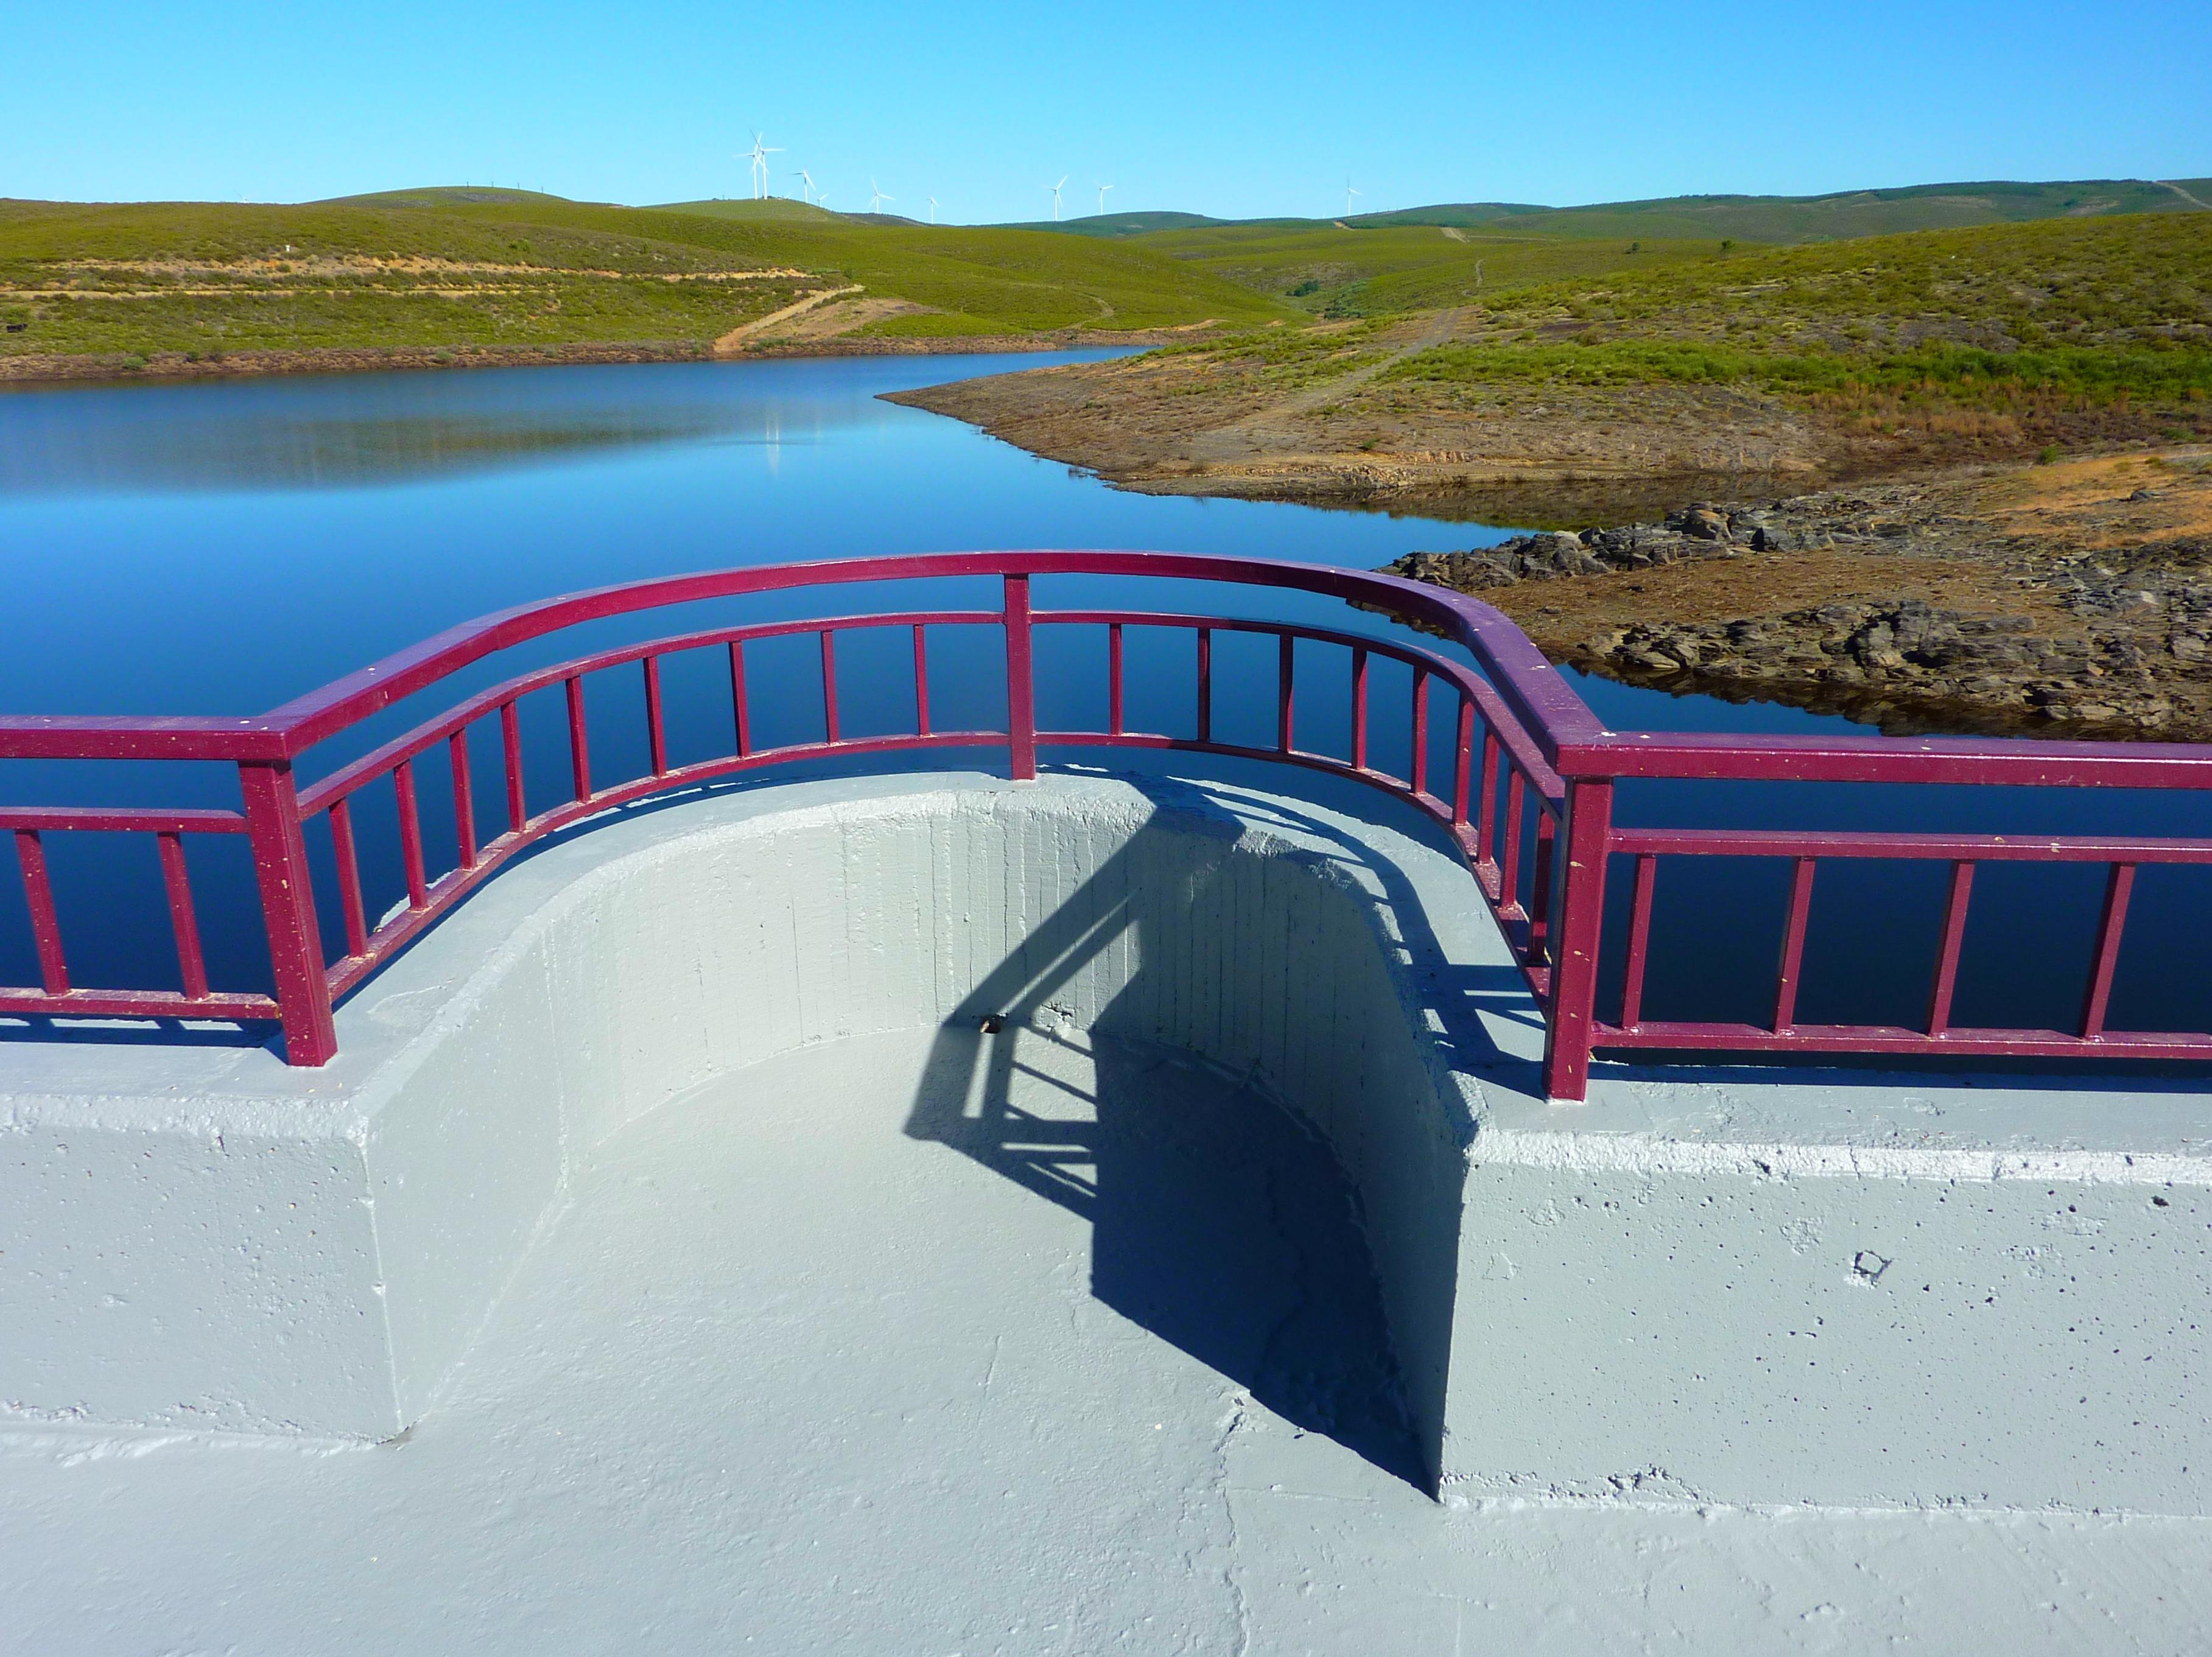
[3,759,2211,1642]
[2,767,1473,1461]
[4,1027,2209,1656]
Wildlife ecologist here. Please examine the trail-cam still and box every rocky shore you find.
[1385,449,2212,739]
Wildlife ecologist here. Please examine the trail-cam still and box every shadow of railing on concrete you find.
[901,783,1508,1490]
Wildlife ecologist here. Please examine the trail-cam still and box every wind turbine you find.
[795,167,816,204]
[1046,176,1067,220]
[869,178,894,213]
[927,195,939,224]
[1344,178,1361,217]
[744,133,783,199]
[1095,182,1114,215]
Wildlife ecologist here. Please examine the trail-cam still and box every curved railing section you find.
[5,549,2212,1100]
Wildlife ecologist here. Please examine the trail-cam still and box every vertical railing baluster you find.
[2079,862,2137,1040]
[1500,769,1526,915]
[1107,622,1124,736]
[499,699,526,834]
[1618,853,1658,1030]
[1926,859,1975,1036]
[820,630,840,745]
[1772,856,1817,1032]
[328,795,370,958]
[449,728,477,870]
[1410,670,1429,796]
[1004,574,1036,780]
[237,761,337,1068]
[1476,732,1502,888]
[1277,633,1294,753]
[643,655,667,777]
[564,675,591,801]
[1195,625,1212,745]
[729,640,751,758]
[13,828,68,996]
[913,625,932,736]
[1452,695,1475,828]
[1350,646,1369,770]
[393,760,429,910]
[1526,809,1556,964]
[1541,779,1616,1102]
[155,831,211,1001]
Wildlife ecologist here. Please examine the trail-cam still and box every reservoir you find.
[2,353,2208,1049]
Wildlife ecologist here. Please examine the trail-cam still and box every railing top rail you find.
[0,714,292,764]
[7,551,2212,790]
[1582,728,2212,789]
[1612,826,2212,863]
[291,606,1008,816]
[251,552,1607,761]
[0,554,1598,765]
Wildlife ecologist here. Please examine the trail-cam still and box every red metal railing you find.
[4,551,2211,1099]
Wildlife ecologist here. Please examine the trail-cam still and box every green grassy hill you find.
[997,211,1240,237]
[5,175,2205,378]
[1126,221,1723,317]
[1008,177,2212,244]
[1343,178,2212,241]
[1006,178,2212,322]
[0,191,1291,363]
[457,195,1291,335]
[647,197,849,225]
[1367,212,2212,414]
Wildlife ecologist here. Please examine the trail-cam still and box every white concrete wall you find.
[359,778,1473,1460]
[0,1120,388,1437]
[1445,1104,2212,1513]
[1,773,1473,1471]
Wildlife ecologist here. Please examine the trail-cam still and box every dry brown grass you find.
[1975,446,2212,546]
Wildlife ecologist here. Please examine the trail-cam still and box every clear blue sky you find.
[11,0,2207,222]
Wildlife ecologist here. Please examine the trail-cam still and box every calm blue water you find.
[2,355,2208,1054]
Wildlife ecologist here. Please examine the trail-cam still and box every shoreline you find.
[0,328,1186,389]
[1385,456,2212,742]
[11,322,2208,747]
[883,341,2212,742]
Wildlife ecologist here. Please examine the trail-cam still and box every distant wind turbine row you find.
[740,130,947,222]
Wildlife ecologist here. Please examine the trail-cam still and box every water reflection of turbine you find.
[764,410,782,475]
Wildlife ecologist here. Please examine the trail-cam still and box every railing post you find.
[1004,573,1036,781]
[1541,776,1613,1103]
[238,760,337,1067]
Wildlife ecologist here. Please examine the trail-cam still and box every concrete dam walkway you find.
[4,764,2210,1652]
[10,1022,2210,1653]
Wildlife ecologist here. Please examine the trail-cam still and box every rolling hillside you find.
[1341,177,2212,241]
[1008,177,2212,322]
[1012,177,2212,243]
[2,174,2204,376]
[0,189,1291,368]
